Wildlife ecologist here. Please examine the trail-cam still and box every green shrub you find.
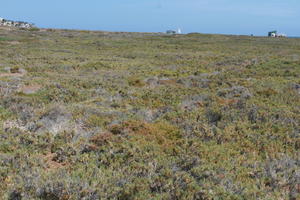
[28,27,40,31]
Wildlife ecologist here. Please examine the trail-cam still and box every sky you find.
[0,0,299,36]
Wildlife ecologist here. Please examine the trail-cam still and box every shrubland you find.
[0,27,299,199]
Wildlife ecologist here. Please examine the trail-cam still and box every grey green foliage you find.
[0,27,299,199]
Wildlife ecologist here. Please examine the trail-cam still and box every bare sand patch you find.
[19,85,41,94]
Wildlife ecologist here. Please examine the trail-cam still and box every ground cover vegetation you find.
[0,27,299,199]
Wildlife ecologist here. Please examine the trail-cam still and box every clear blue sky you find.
[1,0,299,36]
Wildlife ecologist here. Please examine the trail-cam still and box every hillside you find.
[0,28,299,199]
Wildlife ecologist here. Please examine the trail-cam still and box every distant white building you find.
[0,17,35,28]
[277,33,287,38]
[166,30,176,34]
[5,21,13,26]
[268,30,287,38]
[166,28,182,35]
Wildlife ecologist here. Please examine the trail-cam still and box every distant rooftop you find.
[0,17,35,28]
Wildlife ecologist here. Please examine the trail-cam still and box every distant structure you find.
[268,30,287,38]
[166,30,176,35]
[0,17,35,29]
[166,28,182,35]
[277,33,287,38]
[268,30,277,37]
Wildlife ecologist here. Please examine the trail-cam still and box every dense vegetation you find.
[0,27,299,199]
